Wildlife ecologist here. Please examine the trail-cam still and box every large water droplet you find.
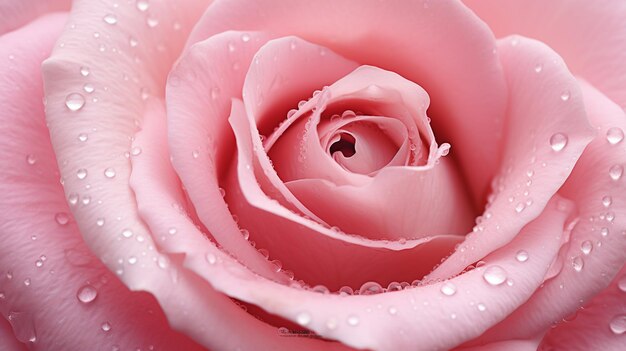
[609,315,626,335]
[296,312,311,326]
[65,93,85,111]
[55,212,70,225]
[359,281,384,295]
[76,168,88,180]
[104,167,116,178]
[103,14,118,25]
[136,0,149,11]
[515,250,529,262]
[580,240,593,255]
[609,164,623,181]
[550,133,568,152]
[606,127,624,145]
[440,282,457,296]
[77,285,98,303]
[572,256,584,272]
[483,265,507,286]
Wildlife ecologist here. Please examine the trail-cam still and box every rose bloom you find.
[1,0,625,350]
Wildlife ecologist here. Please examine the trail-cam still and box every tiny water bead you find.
[609,315,626,335]
[560,90,571,101]
[65,93,85,111]
[388,306,398,315]
[359,281,384,295]
[80,67,90,76]
[103,14,118,25]
[136,0,149,11]
[347,315,360,326]
[241,33,251,42]
[483,265,507,286]
[146,17,159,28]
[96,217,105,226]
[602,196,613,208]
[549,133,568,152]
[606,127,624,145]
[76,168,88,180]
[78,133,88,142]
[477,303,487,312]
[206,253,217,265]
[580,240,593,255]
[55,212,70,226]
[572,256,584,272]
[121,228,133,238]
[83,84,95,93]
[296,312,311,326]
[104,167,116,178]
[26,154,37,165]
[515,250,529,262]
[534,64,543,73]
[440,282,457,296]
[77,285,98,304]
[609,164,623,181]
[101,322,112,332]
[600,227,609,237]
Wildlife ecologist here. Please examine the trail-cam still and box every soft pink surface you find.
[0,13,205,350]
[0,0,70,35]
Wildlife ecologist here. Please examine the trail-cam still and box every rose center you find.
[329,132,356,158]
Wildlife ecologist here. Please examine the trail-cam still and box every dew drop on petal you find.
[77,285,98,304]
[606,127,624,145]
[600,227,609,237]
[241,33,251,42]
[206,253,217,265]
[534,64,543,73]
[617,275,626,292]
[572,256,584,272]
[388,306,398,315]
[131,147,142,156]
[104,167,116,178]
[477,303,487,312]
[76,168,88,180]
[65,93,85,111]
[440,282,457,296]
[121,228,133,238]
[359,281,384,295]
[146,17,159,28]
[609,164,623,181]
[609,315,626,335]
[101,322,111,332]
[296,312,311,326]
[26,154,37,165]
[483,265,507,286]
[515,250,529,262]
[103,14,118,25]
[136,0,149,11]
[80,67,90,77]
[560,90,571,101]
[96,217,105,227]
[580,240,593,255]
[602,196,612,208]
[83,84,95,93]
[347,315,360,326]
[550,133,568,152]
[55,212,70,225]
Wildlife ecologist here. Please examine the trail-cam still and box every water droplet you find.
[68,193,79,206]
[76,168,88,180]
[104,167,116,178]
[131,147,142,156]
[240,229,250,240]
[192,150,199,159]
[609,315,626,335]
[65,93,85,111]
[296,312,311,326]
[338,286,354,296]
[387,282,403,292]
[388,306,398,315]
[550,133,568,152]
[483,265,507,286]
[534,64,543,73]
[80,67,90,77]
[572,256,584,272]
[326,318,338,329]
[121,228,133,238]
[211,87,220,100]
[83,83,95,94]
[128,256,137,265]
[600,227,609,237]
[347,315,360,326]
[206,253,217,264]
[23,278,31,286]
[477,303,487,312]
[241,33,251,42]
[602,196,612,208]
[606,127,624,145]
[359,281,384,295]
[129,37,139,47]
[515,250,529,262]
[96,217,105,226]
[560,91,571,101]
[617,275,626,292]
[580,240,593,255]
[101,322,112,332]
[35,259,43,268]
[103,14,118,25]
[146,17,159,28]
[157,255,169,269]
[136,0,149,11]
[77,285,98,303]
[515,203,525,213]
[26,154,37,165]
[440,282,457,296]
[609,164,623,180]
[55,212,70,225]
[219,188,226,197]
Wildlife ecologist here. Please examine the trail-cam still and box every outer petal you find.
[539,267,626,350]
[468,80,626,344]
[0,13,203,350]
[428,36,595,280]
[188,0,508,203]
[0,317,26,351]
[0,0,70,35]
[464,0,626,110]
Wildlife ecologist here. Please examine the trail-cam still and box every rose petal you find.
[463,0,626,110]
[456,339,540,351]
[0,13,204,350]
[467,79,626,344]
[427,36,595,281]
[539,266,626,350]
[0,317,25,351]
[0,0,70,35]
[188,0,508,203]
[227,98,463,288]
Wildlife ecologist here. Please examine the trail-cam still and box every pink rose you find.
[1,0,625,350]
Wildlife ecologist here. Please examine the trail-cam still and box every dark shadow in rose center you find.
[329,132,356,158]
